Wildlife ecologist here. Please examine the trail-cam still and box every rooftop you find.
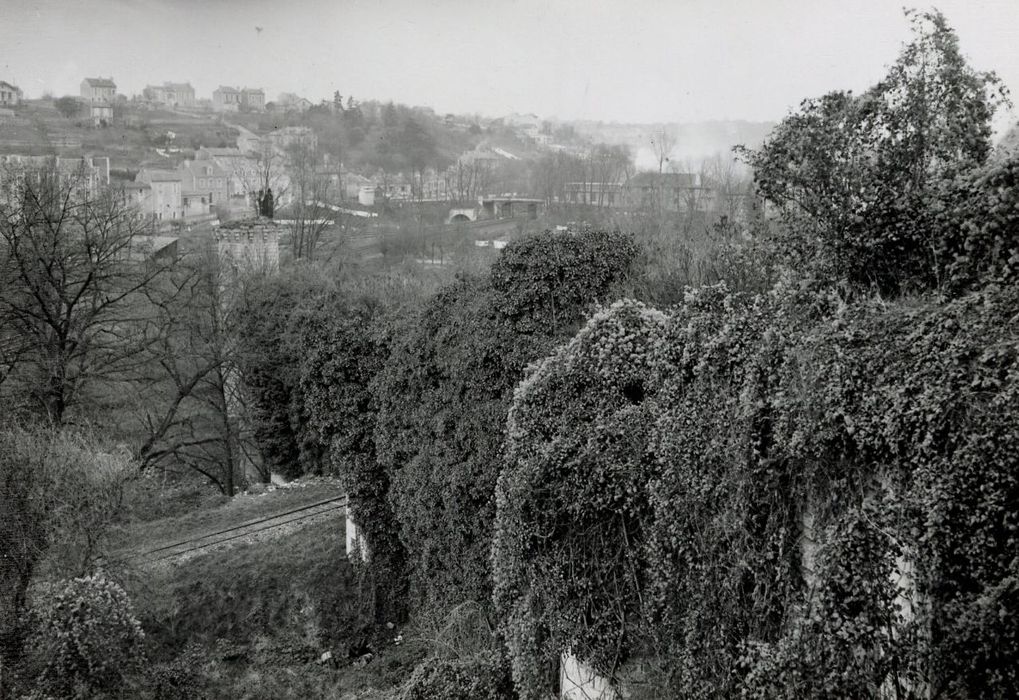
[83,77,116,88]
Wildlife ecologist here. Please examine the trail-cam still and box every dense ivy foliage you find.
[296,292,410,621]
[494,299,669,692]
[403,651,515,700]
[934,154,1019,292]
[373,230,639,612]
[237,272,328,480]
[749,286,1019,697]
[494,277,1019,698]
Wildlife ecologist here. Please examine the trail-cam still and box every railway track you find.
[124,495,347,565]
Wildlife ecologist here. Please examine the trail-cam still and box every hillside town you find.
[0,75,753,246]
[3,3,1019,700]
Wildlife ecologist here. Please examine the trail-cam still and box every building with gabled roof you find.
[80,77,116,103]
[0,80,23,107]
[178,159,228,218]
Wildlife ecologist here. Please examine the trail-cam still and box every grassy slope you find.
[0,100,237,170]
[114,479,424,699]
[112,478,344,555]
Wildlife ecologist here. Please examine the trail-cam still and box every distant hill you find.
[562,119,776,169]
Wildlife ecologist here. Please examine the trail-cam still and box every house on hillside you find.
[0,80,23,107]
[276,93,315,113]
[80,77,117,126]
[316,168,373,202]
[178,159,228,217]
[143,82,196,107]
[196,146,258,199]
[213,86,242,112]
[81,77,116,103]
[240,88,265,111]
[136,168,183,221]
[88,101,114,126]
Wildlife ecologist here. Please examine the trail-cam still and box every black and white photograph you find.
[2,0,1018,697]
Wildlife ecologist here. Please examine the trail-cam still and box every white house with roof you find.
[0,81,23,107]
[135,168,182,221]
[80,77,116,102]
[80,77,117,125]
[178,159,228,218]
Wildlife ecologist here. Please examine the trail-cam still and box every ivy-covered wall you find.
[494,278,1019,699]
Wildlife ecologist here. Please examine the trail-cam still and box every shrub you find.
[493,299,670,696]
[22,574,145,697]
[404,651,515,700]
[0,427,132,677]
[373,229,639,615]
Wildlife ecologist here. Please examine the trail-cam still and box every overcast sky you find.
[4,0,1018,126]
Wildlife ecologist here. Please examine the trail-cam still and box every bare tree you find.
[284,137,332,260]
[133,247,256,495]
[642,128,678,219]
[586,144,633,206]
[650,127,677,175]
[445,156,495,204]
[220,139,290,217]
[0,160,173,424]
[701,153,753,225]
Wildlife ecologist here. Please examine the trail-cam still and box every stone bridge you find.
[447,206,478,224]
[447,196,545,225]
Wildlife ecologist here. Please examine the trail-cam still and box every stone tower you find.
[215,216,281,276]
